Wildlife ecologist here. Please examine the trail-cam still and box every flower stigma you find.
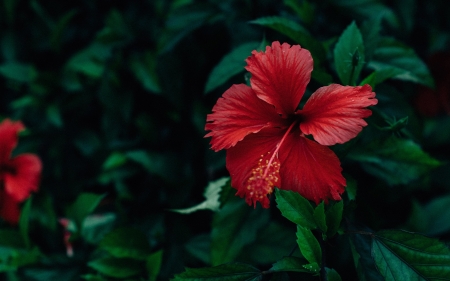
[244,121,297,207]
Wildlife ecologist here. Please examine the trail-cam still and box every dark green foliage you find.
[171,263,261,281]
[372,230,450,280]
[275,189,316,229]
[1,0,450,280]
[334,21,365,85]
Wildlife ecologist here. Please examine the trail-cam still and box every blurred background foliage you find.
[1,0,450,280]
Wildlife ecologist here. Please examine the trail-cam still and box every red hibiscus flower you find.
[205,41,377,208]
[0,119,42,224]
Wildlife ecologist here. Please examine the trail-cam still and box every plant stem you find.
[348,65,355,86]
[348,48,360,86]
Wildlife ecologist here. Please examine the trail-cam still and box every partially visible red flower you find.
[415,51,450,116]
[205,41,377,208]
[0,119,42,224]
[59,218,74,257]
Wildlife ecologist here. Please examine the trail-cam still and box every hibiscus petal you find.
[299,84,377,146]
[4,154,42,202]
[0,119,25,162]
[0,189,21,224]
[205,84,285,151]
[278,133,346,204]
[226,128,285,208]
[245,41,313,116]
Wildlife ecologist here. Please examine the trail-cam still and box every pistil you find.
[244,121,298,207]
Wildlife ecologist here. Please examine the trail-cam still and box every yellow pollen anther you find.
[241,121,297,208]
[245,151,281,206]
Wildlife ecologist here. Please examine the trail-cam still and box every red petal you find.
[245,41,313,116]
[205,84,285,151]
[226,128,285,208]
[0,119,25,162]
[278,133,346,204]
[4,154,42,201]
[0,189,21,224]
[298,84,377,146]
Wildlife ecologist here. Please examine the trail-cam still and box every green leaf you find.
[250,16,309,37]
[99,228,152,260]
[240,222,297,264]
[46,104,64,128]
[313,202,327,234]
[8,246,40,269]
[360,15,383,62]
[0,229,40,271]
[158,3,218,53]
[73,130,101,156]
[326,268,342,281]
[65,43,112,78]
[88,257,143,278]
[408,195,450,236]
[296,226,321,266]
[349,231,384,281]
[211,197,269,265]
[219,179,235,208]
[325,200,343,238]
[81,274,108,281]
[311,67,333,85]
[171,177,229,213]
[283,0,314,25]
[345,176,357,201]
[334,21,365,85]
[423,117,450,147]
[50,9,78,50]
[204,42,259,94]
[330,0,399,29]
[95,9,129,44]
[171,263,261,281]
[397,0,417,34]
[102,152,128,170]
[130,52,161,93]
[348,136,440,185]
[66,193,106,229]
[372,230,450,280]
[0,229,26,250]
[368,37,434,87]
[19,197,32,249]
[275,189,316,229]
[250,16,326,63]
[185,234,211,264]
[360,68,403,89]
[81,213,116,244]
[19,260,78,281]
[423,196,450,236]
[126,150,182,183]
[270,256,309,273]
[146,250,163,281]
[0,62,37,83]
[302,262,320,274]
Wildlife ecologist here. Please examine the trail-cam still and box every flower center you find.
[244,121,297,207]
[245,151,280,207]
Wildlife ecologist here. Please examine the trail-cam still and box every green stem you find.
[348,65,355,86]
[348,49,360,86]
